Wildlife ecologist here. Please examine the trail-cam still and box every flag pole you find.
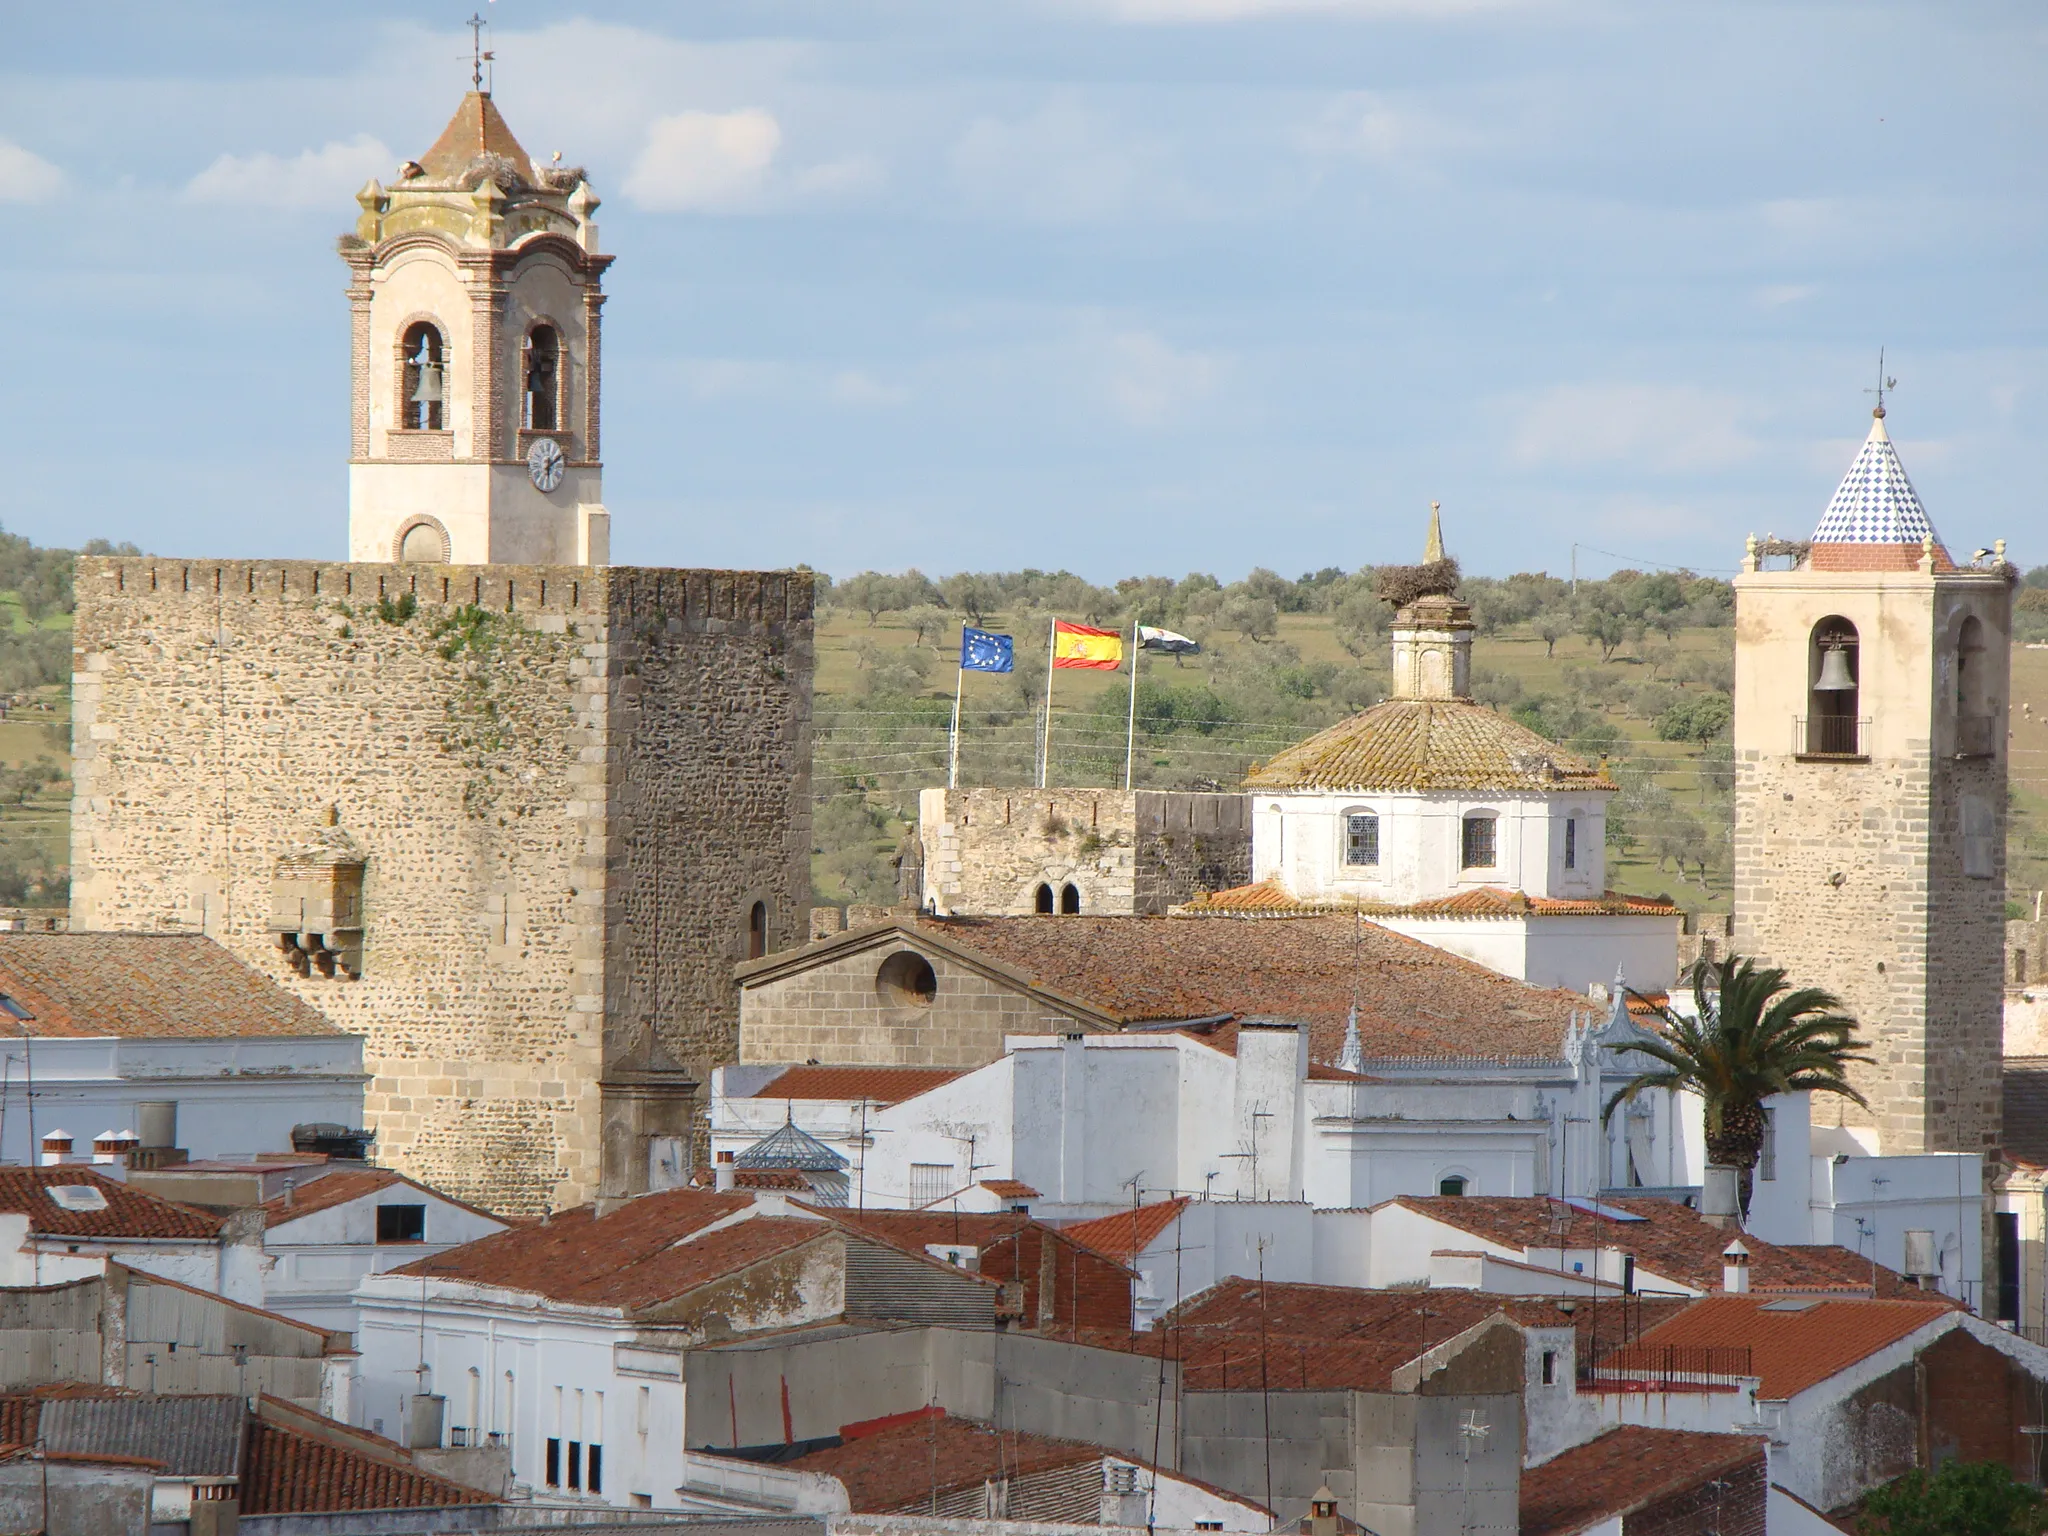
[1124,615,1140,791]
[1040,616,1057,788]
[949,638,965,790]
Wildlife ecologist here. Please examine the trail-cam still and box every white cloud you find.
[185,134,392,207]
[1755,283,1817,308]
[1509,384,1760,474]
[1103,331,1223,426]
[951,96,1171,222]
[0,140,62,203]
[1077,0,1532,20]
[793,155,885,198]
[1295,91,1477,172]
[829,370,908,408]
[626,109,781,211]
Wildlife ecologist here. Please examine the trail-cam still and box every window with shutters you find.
[909,1163,955,1206]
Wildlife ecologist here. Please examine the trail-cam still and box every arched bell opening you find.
[1806,616,1861,756]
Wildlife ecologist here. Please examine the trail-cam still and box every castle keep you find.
[1733,406,2013,1157]
[67,92,814,1217]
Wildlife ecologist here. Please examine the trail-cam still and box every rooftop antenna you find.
[1865,348,1897,419]
[467,10,496,94]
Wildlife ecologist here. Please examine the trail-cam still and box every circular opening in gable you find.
[876,950,938,1008]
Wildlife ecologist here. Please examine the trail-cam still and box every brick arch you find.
[392,516,450,564]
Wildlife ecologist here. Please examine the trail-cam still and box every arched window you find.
[1060,883,1081,914]
[746,900,767,961]
[396,518,449,564]
[1438,1174,1468,1197]
[1955,615,1992,756]
[1460,812,1497,870]
[524,324,560,431]
[1035,883,1054,914]
[1806,616,1860,756]
[1344,811,1379,867]
[401,322,445,431]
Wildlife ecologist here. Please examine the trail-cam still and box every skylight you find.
[44,1185,109,1213]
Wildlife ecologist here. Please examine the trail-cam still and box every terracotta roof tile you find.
[0,933,340,1039]
[1244,699,1615,794]
[911,915,1584,1065]
[1064,1199,1193,1263]
[979,1180,1040,1198]
[1520,1426,1765,1536]
[393,1190,832,1311]
[0,1168,222,1240]
[243,1406,492,1513]
[1807,542,1954,573]
[1605,1294,1955,1400]
[1388,1195,1931,1297]
[418,90,535,184]
[770,1412,1104,1513]
[1183,882,1677,919]
[746,1066,965,1106]
[259,1168,506,1230]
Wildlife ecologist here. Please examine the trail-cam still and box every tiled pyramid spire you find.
[1811,408,1939,547]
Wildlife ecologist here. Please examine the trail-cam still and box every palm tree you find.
[1607,954,1872,1217]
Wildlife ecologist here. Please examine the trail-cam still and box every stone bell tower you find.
[1732,404,2015,1158]
[341,91,611,566]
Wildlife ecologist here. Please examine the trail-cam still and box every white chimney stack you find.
[1722,1237,1752,1294]
[39,1130,71,1168]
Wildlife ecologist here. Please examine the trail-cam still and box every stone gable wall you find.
[69,558,811,1218]
[918,788,1249,917]
[740,933,1097,1068]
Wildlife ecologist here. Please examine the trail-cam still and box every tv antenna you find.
[1865,348,1897,418]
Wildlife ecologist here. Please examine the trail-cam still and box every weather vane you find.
[1865,347,1897,418]
[467,11,495,93]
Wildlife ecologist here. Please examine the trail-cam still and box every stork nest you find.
[1375,558,1461,608]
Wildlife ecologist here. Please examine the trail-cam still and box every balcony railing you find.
[1580,1343,1755,1392]
[1955,712,1997,759]
[1795,715,1869,760]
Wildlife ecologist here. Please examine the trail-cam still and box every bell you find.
[1813,645,1856,692]
[411,360,443,405]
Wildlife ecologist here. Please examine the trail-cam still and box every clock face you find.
[527,437,566,492]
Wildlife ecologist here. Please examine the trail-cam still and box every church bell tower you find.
[1732,403,2015,1159]
[339,91,611,566]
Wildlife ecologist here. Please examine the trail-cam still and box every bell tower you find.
[339,91,611,566]
[1732,404,2015,1158]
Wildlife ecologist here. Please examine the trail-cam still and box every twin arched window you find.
[1033,882,1082,915]
[401,322,446,431]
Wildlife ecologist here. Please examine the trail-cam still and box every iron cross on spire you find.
[467,11,495,93]
[1865,347,1898,418]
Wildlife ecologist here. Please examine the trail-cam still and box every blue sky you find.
[4,2,2040,581]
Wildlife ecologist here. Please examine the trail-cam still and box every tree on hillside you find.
[1577,601,1633,662]
[1218,593,1279,643]
[839,572,905,625]
[1608,955,1870,1216]
[1537,607,1571,658]
[1859,1460,2048,1536]
[941,573,998,626]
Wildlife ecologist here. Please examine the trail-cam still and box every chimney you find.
[39,1130,71,1167]
[1309,1484,1341,1536]
[91,1130,121,1165]
[1721,1238,1751,1294]
[1700,1165,1739,1230]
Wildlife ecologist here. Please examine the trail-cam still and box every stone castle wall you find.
[917,788,1249,916]
[69,558,812,1217]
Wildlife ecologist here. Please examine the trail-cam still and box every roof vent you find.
[45,1185,109,1213]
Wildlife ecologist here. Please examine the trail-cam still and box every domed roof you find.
[1244,698,1615,795]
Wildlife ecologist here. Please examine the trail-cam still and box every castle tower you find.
[1732,405,2014,1157]
[68,92,814,1219]
[341,92,610,567]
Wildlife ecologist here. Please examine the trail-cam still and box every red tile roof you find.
[393,1191,831,1310]
[774,1412,1098,1512]
[418,91,536,184]
[1808,542,1954,573]
[908,915,1584,1065]
[980,1180,1040,1199]
[1387,1195,1930,1298]
[259,1168,507,1230]
[1604,1294,1956,1401]
[0,1167,222,1240]
[0,933,340,1039]
[1184,882,1677,919]
[1520,1426,1765,1536]
[1243,697,1615,794]
[746,1066,966,1105]
[1064,1198,1192,1264]
[243,1397,492,1514]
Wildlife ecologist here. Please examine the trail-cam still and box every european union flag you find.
[960,626,1014,673]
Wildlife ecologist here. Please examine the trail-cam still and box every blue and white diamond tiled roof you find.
[1811,411,1939,546]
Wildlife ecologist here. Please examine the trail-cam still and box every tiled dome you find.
[1811,411,1938,546]
[1244,698,1614,794]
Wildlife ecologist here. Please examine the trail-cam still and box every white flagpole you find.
[949,638,965,790]
[1124,616,1140,791]
[1040,616,1058,789]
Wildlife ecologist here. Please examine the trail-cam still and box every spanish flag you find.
[1052,620,1124,670]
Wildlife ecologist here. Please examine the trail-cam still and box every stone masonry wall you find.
[69,558,811,1218]
[740,930,1099,1068]
[918,788,1248,917]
